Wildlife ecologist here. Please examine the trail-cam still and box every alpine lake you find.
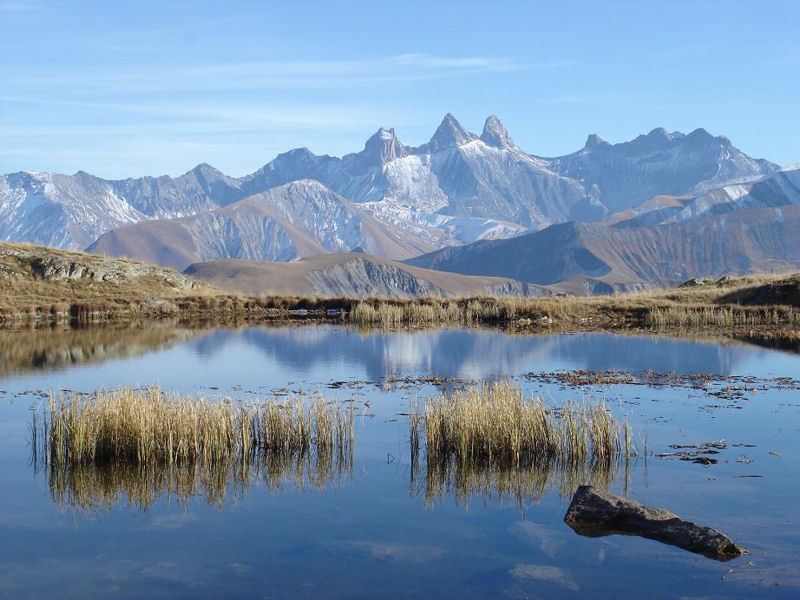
[0,323,798,599]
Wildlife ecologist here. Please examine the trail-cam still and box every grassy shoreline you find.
[2,241,799,340]
[3,284,799,342]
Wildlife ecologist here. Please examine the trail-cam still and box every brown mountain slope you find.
[407,206,800,293]
[184,253,547,298]
[87,180,439,271]
[603,195,694,226]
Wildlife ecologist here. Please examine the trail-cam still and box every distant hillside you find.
[548,127,776,212]
[184,253,546,298]
[0,165,239,249]
[607,166,800,228]
[88,180,438,271]
[407,206,800,293]
[0,241,200,290]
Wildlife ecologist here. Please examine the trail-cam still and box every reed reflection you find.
[32,387,354,510]
[410,382,632,508]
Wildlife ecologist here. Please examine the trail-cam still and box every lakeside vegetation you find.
[644,304,800,328]
[32,387,354,509]
[2,241,799,340]
[410,382,633,506]
[416,382,633,469]
[40,387,354,467]
[33,383,632,510]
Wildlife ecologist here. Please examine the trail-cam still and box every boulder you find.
[679,277,713,288]
[564,485,746,561]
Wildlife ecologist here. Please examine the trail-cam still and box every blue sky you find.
[2,0,799,178]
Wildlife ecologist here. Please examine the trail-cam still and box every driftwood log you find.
[564,485,746,561]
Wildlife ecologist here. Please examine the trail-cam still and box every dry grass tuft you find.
[646,305,800,328]
[413,382,634,506]
[34,387,354,509]
[422,382,630,467]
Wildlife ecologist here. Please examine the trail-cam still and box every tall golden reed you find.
[414,382,635,506]
[39,387,353,470]
[35,387,355,510]
[422,382,631,468]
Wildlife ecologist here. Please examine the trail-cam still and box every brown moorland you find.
[2,241,799,342]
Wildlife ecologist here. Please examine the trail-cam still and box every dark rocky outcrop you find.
[564,485,746,561]
[718,275,800,308]
[679,277,714,288]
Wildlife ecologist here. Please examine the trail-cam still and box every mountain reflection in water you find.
[202,327,769,379]
[2,324,790,381]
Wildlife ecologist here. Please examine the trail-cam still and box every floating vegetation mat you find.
[31,387,354,509]
[410,382,635,506]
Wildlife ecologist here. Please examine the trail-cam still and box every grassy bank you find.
[347,274,800,332]
[6,278,800,336]
[2,241,799,339]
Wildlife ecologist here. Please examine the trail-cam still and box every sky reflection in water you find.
[1,325,799,598]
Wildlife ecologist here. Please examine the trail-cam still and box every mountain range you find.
[2,114,798,294]
[408,204,800,294]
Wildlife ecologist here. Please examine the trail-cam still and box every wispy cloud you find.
[0,48,579,176]
[0,97,379,128]
[6,53,571,95]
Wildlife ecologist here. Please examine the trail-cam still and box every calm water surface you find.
[1,325,798,599]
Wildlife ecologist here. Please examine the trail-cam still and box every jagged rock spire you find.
[585,133,608,148]
[480,115,516,149]
[362,127,408,165]
[428,113,477,151]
